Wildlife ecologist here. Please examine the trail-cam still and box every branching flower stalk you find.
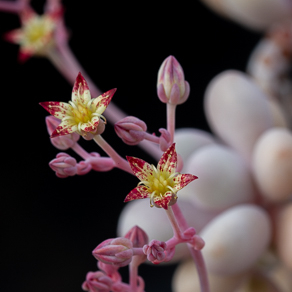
[1,1,210,291]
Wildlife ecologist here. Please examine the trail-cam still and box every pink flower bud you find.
[82,271,113,292]
[46,116,80,150]
[158,128,171,151]
[77,161,92,175]
[143,240,167,264]
[93,238,133,267]
[124,226,148,248]
[115,116,147,145]
[157,55,190,105]
[49,153,77,178]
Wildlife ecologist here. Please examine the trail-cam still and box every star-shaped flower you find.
[4,8,61,62]
[125,143,198,210]
[40,72,116,138]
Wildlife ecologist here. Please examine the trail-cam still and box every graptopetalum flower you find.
[4,8,61,62]
[124,143,198,209]
[40,72,116,138]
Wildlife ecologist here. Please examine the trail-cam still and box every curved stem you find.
[166,103,176,144]
[93,135,132,174]
[48,44,162,161]
[143,132,160,144]
[129,262,138,292]
[165,207,181,238]
[0,0,28,13]
[171,203,210,292]
[71,143,92,160]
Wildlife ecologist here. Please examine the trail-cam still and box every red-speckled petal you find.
[126,156,153,181]
[4,29,23,44]
[71,72,91,104]
[153,192,173,210]
[124,185,149,202]
[92,89,117,114]
[51,120,77,138]
[80,121,96,133]
[39,101,72,119]
[20,8,36,25]
[174,174,198,191]
[18,49,33,63]
[158,143,177,174]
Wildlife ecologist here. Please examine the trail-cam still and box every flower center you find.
[141,166,177,200]
[25,18,48,43]
[71,102,92,124]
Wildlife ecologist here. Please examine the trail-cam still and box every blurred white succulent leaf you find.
[200,0,292,31]
[199,204,271,275]
[172,259,248,292]
[252,128,292,202]
[180,144,255,211]
[174,128,216,170]
[204,70,273,164]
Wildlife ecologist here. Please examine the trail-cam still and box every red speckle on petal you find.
[73,72,89,95]
[124,186,149,202]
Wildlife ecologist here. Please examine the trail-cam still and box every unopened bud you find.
[82,271,113,292]
[158,128,171,151]
[124,226,148,248]
[157,55,190,105]
[93,238,133,267]
[115,116,147,145]
[143,240,167,264]
[46,116,80,150]
[49,153,77,178]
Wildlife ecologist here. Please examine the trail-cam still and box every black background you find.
[0,1,261,291]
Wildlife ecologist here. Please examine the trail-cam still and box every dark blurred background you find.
[0,1,261,291]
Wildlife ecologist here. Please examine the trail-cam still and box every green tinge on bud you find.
[157,55,190,105]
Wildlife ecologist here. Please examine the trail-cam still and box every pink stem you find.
[129,261,138,292]
[48,44,162,161]
[165,207,181,238]
[71,143,92,160]
[166,103,176,144]
[143,132,160,144]
[93,135,132,174]
[132,248,144,256]
[0,0,28,13]
[171,204,210,292]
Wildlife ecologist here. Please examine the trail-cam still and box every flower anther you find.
[124,143,198,210]
[40,72,116,138]
[4,8,62,62]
